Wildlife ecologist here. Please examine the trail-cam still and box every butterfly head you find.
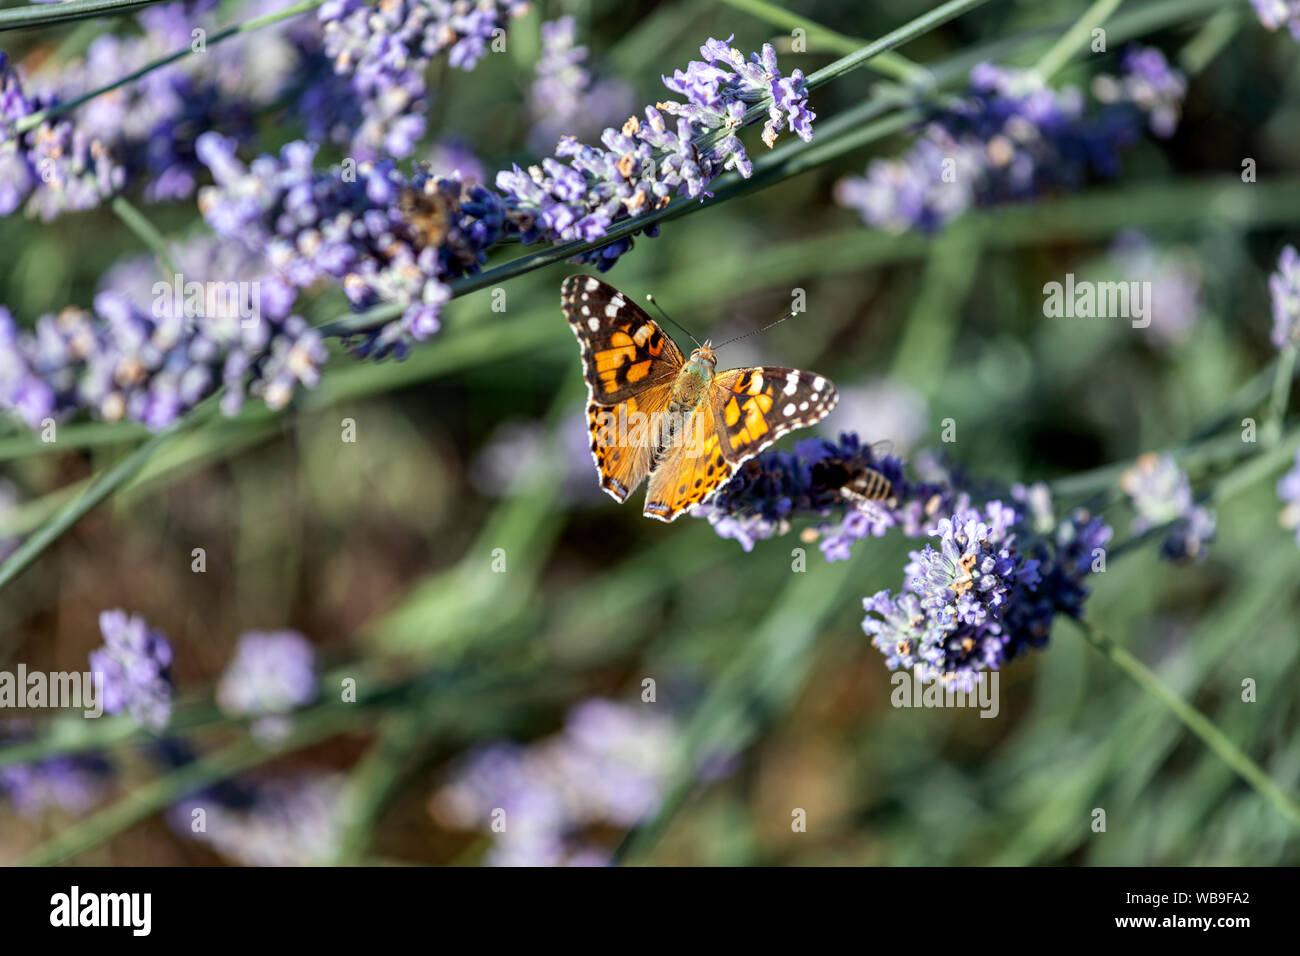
[689,344,717,368]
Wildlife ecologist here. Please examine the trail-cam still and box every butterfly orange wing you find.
[563,275,685,502]
[643,366,839,522]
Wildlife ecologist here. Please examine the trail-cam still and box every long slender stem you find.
[1267,345,1297,445]
[0,399,214,591]
[0,0,168,32]
[1034,0,1126,81]
[111,197,179,277]
[711,0,930,83]
[1069,618,1300,829]
[17,707,360,866]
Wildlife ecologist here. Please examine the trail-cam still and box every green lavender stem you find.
[0,0,168,32]
[18,707,361,866]
[111,197,179,277]
[1034,0,1127,81]
[0,399,216,590]
[710,0,931,83]
[1267,345,1297,444]
[1069,618,1300,829]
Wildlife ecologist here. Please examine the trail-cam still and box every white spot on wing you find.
[588,317,599,330]
[783,372,799,396]
[782,402,795,416]
[812,376,825,392]
[585,278,599,292]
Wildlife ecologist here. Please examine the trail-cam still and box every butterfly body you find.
[667,347,716,412]
[562,275,838,522]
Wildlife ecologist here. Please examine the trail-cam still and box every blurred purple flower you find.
[837,50,1185,234]
[0,51,124,219]
[1251,1,1300,40]
[0,731,113,818]
[89,610,174,731]
[469,407,606,503]
[170,773,343,865]
[1268,245,1300,350]
[432,698,681,866]
[1108,230,1202,347]
[528,17,634,155]
[1,1,313,219]
[216,630,317,720]
[1277,448,1300,547]
[1120,452,1215,562]
[1091,46,1186,138]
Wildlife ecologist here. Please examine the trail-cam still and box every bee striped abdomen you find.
[848,467,893,502]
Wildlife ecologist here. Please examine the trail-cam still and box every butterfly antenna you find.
[712,309,796,350]
[645,294,703,349]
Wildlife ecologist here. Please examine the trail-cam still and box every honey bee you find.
[841,464,894,504]
[810,440,897,506]
[397,184,455,251]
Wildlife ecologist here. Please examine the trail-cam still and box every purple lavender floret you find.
[863,487,1111,690]
[1268,245,1300,350]
[0,234,324,431]
[89,610,175,732]
[906,502,1029,630]
[196,133,504,358]
[497,34,813,269]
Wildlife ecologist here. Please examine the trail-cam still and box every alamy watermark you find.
[1042,273,1152,328]
[891,670,1000,718]
[0,664,103,717]
[592,406,713,458]
[152,273,261,328]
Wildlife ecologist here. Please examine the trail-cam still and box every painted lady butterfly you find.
[562,275,839,522]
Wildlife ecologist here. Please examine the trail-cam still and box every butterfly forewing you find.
[563,275,686,502]
[711,367,839,465]
[561,275,684,405]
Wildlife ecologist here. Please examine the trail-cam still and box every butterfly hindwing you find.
[711,367,839,465]
[561,275,684,405]
[586,384,674,502]
[643,402,734,522]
